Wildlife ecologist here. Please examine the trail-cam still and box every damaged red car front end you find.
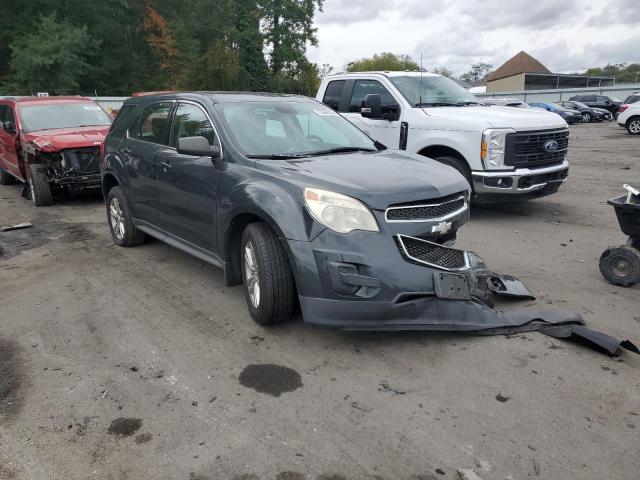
[0,96,112,205]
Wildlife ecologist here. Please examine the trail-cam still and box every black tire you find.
[105,186,145,247]
[0,168,16,185]
[434,155,473,191]
[626,117,640,135]
[28,164,54,206]
[241,222,295,326]
[599,246,640,287]
[582,112,592,123]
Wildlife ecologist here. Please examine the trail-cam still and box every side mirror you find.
[3,121,16,135]
[361,94,383,119]
[177,136,220,159]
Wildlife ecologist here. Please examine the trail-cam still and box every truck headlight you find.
[481,128,515,169]
[304,188,379,234]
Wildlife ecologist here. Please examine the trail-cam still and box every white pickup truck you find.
[316,71,570,203]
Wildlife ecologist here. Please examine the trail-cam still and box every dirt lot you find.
[1,122,638,480]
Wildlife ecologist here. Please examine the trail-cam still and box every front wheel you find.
[434,156,473,192]
[627,117,640,135]
[599,246,640,287]
[28,164,54,206]
[106,186,146,247]
[582,112,592,123]
[241,223,295,326]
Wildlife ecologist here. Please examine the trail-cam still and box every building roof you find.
[487,51,551,82]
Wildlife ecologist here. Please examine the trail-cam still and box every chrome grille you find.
[396,235,469,271]
[505,129,569,168]
[386,195,467,222]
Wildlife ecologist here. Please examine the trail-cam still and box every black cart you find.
[599,185,640,287]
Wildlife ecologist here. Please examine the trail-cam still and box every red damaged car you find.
[0,96,112,206]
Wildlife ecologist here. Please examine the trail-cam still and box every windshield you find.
[547,103,564,109]
[607,96,621,102]
[19,102,112,132]
[569,101,587,108]
[215,101,378,158]
[389,75,480,107]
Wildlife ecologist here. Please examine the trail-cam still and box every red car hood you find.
[21,126,110,152]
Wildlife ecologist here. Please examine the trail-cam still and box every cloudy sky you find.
[307,0,640,76]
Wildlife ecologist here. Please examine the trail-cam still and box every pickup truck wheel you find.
[0,168,16,185]
[106,186,146,247]
[435,156,473,191]
[241,222,295,326]
[28,164,54,206]
[627,117,640,135]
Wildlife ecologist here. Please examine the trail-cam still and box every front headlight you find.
[481,128,515,169]
[304,188,379,234]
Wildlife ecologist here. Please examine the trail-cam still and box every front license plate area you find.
[434,271,472,300]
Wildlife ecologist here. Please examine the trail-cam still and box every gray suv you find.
[101,92,483,328]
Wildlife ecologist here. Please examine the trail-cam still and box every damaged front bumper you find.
[290,232,638,356]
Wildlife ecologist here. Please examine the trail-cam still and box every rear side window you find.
[583,95,596,102]
[130,102,173,144]
[626,95,640,104]
[322,80,345,111]
[349,80,398,113]
[109,104,136,136]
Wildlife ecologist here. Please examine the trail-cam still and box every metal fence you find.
[475,84,640,103]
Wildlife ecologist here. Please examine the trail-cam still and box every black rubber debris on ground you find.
[108,417,143,436]
[0,338,26,420]
[495,392,511,403]
[239,364,302,397]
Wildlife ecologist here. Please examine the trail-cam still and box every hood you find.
[258,150,470,210]
[21,126,110,152]
[422,105,567,130]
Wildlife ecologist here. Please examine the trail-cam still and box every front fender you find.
[409,130,482,169]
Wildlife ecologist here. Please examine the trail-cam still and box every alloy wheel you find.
[582,113,590,123]
[244,241,260,308]
[630,120,640,134]
[109,196,125,240]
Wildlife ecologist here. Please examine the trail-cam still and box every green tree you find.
[5,13,98,95]
[460,63,494,85]
[235,0,271,91]
[585,63,640,83]
[259,0,323,76]
[346,53,419,72]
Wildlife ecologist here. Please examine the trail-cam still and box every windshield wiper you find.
[417,101,478,107]
[246,154,308,160]
[301,147,377,157]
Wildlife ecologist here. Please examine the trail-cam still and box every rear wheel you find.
[599,246,640,287]
[0,168,16,185]
[28,164,54,206]
[627,117,640,135]
[582,112,592,123]
[241,222,295,326]
[106,186,146,247]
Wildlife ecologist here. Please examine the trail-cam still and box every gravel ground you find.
[0,121,638,480]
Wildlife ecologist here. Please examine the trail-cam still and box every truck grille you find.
[386,195,467,222]
[505,129,569,168]
[396,235,469,271]
[63,147,100,175]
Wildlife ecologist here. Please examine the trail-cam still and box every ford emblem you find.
[543,140,559,153]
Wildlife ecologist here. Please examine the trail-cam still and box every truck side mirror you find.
[361,94,383,119]
[2,121,16,135]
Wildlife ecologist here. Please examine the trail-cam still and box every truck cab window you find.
[349,80,398,113]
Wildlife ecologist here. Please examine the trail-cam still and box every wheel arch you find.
[102,173,120,198]
[417,144,468,164]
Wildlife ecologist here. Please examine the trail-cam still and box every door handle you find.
[160,160,172,170]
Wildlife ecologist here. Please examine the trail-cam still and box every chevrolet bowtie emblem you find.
[431,221,452,234]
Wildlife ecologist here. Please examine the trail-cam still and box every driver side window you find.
[170,102,217,147]
[349,80,398,113]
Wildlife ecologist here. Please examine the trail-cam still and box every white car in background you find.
[618,103,640,135]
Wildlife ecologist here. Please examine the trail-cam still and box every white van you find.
[317,72,570,203]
